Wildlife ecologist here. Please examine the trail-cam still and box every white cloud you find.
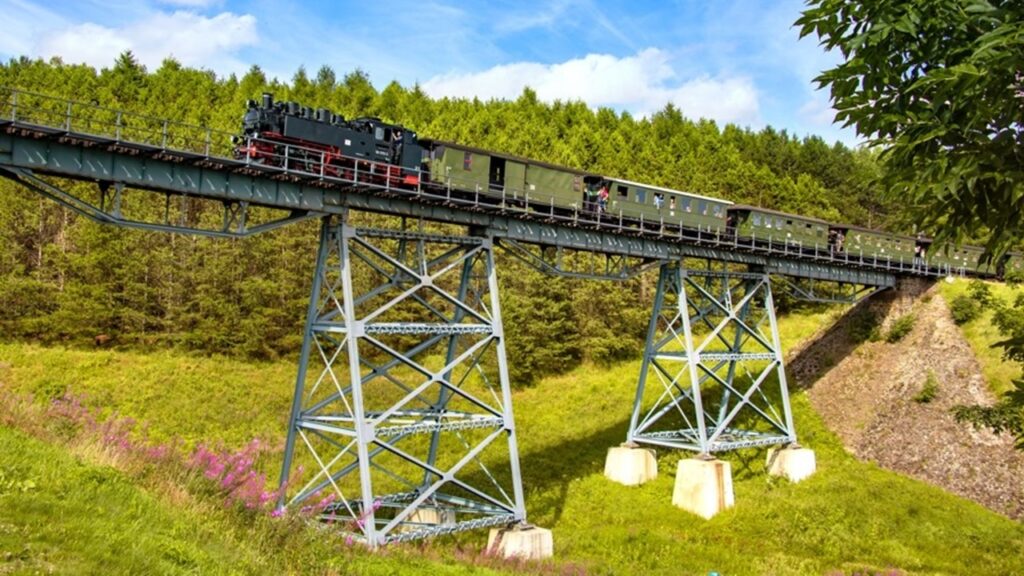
[798,92,837,127]
[34,10,257,74]
[422,48,761,125]
[0,0,67,57]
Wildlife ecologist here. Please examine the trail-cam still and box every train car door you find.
[488,157,506,193]
[504,161,526,196]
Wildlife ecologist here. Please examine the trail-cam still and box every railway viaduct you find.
[0,89,955,558]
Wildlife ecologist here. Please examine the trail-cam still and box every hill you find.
[3,306,1024,575]
[805,279,1024,518]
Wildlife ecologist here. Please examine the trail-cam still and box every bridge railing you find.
[0,86,967,279]
[0,87,235,157]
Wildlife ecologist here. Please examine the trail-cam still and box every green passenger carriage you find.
[424,140,593,208]
[727,206,829,247]
[602,178,731,231]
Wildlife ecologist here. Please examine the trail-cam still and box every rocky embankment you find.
[789,279,1024,518]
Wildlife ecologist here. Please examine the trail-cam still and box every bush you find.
[885,313,916,343]
[914,371,939,403]
[967,280,993,306]
[1005,269,1024,287]
[949,294,981,325]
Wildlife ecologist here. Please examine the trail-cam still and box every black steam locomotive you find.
[233,93,424,184]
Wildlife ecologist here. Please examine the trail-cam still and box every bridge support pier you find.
[672,458,734,519]
[603,443,658,486]
[488,524,554,560]
[612,263,807,515]
[766,445,816,483]
[277,214,529,547]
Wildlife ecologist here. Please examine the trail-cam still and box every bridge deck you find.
[0,90,937,287]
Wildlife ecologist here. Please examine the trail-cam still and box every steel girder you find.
[0,166,316,238]
[1,116,917,285]
[278,214,525,546]
[627,264,797,453]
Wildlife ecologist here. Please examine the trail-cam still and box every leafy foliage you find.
[949,293,982,325]
[953,288,1024,446]
[797,1,1024,257]
[967,279,994,307]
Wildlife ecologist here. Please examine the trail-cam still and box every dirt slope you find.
[796,281,1024,518]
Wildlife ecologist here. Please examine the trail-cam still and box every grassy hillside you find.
[938,279,1022,396]
[0,426,508,576]
[2,306,1024,575]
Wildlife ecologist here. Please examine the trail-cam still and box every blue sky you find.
[0,0,855,144]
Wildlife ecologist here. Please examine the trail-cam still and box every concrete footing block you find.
[487,524,553,560]
[671,458,734,519]
[604,444,658,486]
[767,446,816,483]
[403,507,456,531]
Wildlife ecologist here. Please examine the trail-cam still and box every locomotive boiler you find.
[233,93,424,183]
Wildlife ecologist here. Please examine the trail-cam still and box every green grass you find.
[0,425,261,575]
[938,279,1022,396]
[0,425,518,575]
[3,306,1024,575]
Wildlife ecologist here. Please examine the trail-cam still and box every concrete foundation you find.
[604,444,658,486]
[671,458,734,519]
[487,524,553,560]
[766,446,816,483]
[402,507,457,531]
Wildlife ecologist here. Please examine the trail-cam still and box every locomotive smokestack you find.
[262,93,273,109]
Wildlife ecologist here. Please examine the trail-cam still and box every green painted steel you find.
[731,207,829,247]
[606,178,731,230]
[0,128,911,288]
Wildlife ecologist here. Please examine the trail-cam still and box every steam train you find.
[234,93,425,185]
[233,93,1024,278]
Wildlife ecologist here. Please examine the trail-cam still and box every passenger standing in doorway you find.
[598,184,609,214]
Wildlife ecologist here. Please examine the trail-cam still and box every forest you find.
[0,53,897,384]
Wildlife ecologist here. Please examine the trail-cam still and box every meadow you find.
[2,304,1024,575]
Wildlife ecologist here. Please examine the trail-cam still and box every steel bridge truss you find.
[278,214,525,546]
[0,167,315,238]
[627,264,797,453]
[775,276,888,305]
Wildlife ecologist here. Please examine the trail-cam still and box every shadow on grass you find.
[516,415,633,524]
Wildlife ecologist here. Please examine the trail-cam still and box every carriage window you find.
[573,176,582,192]
[698,201,707,215]
[617,185,629,198]
[463,152,472,171]
[753,213,762,226]
[712,205,722,216]
[375,127,385,141]
[765,216,772,228]
[683,198,692,212]
[776,218,784,229]
[636,189,646,203]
